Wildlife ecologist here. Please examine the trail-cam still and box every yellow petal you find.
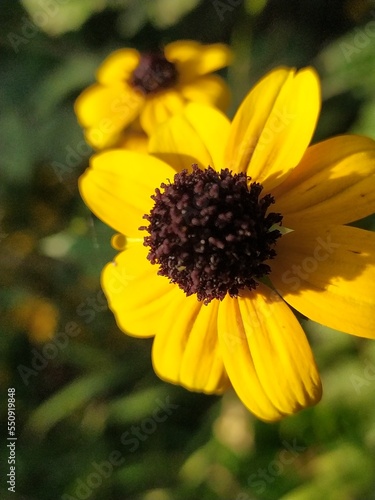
[165,40,232,82]
[84,126,122,150]
[152,293,230,394]
[225,67,320,191]
[118,129,149,153]
[218,284,322,422]
[139,90,185,135]
[79,149,175,237]
[272,135,375,228]
[96,48,140,85]
[271,225,375,338]
[101,242,177,337]
[86,124,149,152]
[149,102,230,172]
[75,83,143,131]
[180,74,231,112]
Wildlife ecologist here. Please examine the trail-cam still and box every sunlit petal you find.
[272,135,375,228]
[152,293,230,393]
[102,243,178,337]
[271,225,375,338]
[225,67,320,191]
[149,103,230,172]
[218,284,322,422]
[79,149,174,237]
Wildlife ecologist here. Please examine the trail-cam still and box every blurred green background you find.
[2,0,375,499]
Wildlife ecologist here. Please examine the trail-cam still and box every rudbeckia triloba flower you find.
[75,40,232,151]
[79,66,375,422]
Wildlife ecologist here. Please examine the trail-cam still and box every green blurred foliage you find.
[1,0,375,499]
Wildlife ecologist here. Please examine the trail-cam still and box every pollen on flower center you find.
[130,52,178,95]
[141,165,283,304]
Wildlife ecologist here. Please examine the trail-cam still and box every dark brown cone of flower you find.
[130,53,178,95]
[141,165,282,304]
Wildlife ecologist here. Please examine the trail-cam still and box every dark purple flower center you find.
[130,53,178,95]
[141,165,283,304]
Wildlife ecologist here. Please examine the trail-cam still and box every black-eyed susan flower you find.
[75,40,232,151]
[79,67,375,422]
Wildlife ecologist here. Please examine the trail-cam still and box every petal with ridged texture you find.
[271,225,375,338]
[272,135,375,228]
[152,293,230,394]
[225,67,320,191]
[218,284,322,422]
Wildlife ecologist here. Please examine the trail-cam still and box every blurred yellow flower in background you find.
[11,296,59,344]
[79,66,375,422]
[75,40,232,151]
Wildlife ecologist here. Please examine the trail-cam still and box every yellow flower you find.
[79,67,375,422]
[75,40,232,151]
[10,296,59,343]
